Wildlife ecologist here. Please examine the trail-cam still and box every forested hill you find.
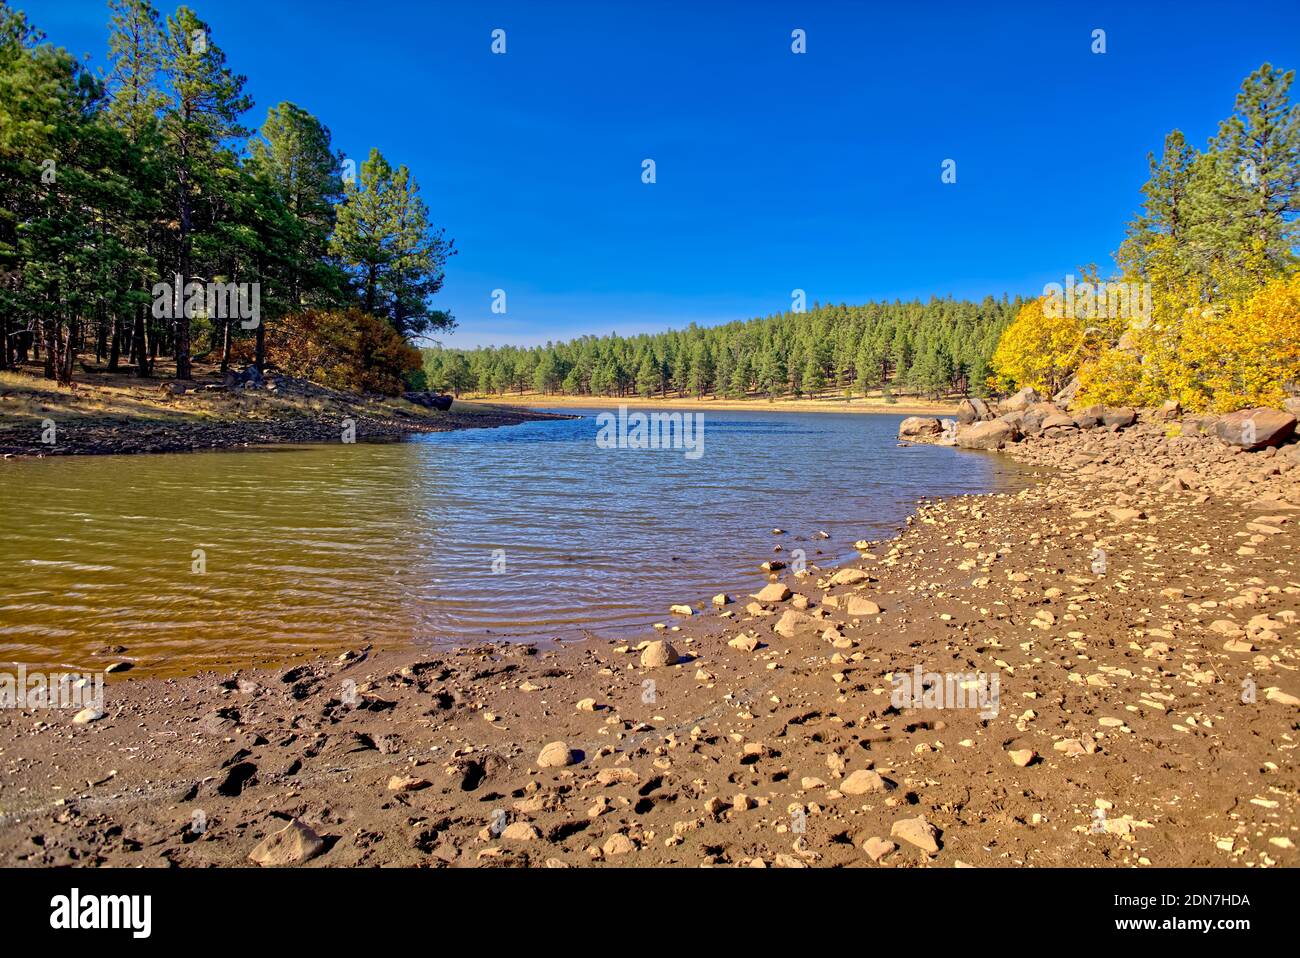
[423,295,1027,401]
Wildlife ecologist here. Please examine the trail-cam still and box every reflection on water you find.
[0,409,1029,674]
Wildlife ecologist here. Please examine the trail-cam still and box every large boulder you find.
[898,416,944,440]
[998,387,1043,414]
[1101,406,1137,429]
[1039,412,1079,436]
[1214,408,1297,450]
[1052,376,1081,409]
[404,391,454,411]
[956,398,994,424]
[1073,404,1105,429]
[1018,402,1064,436]
[956,419,1021,450]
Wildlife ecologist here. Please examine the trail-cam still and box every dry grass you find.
[0,363,470,429]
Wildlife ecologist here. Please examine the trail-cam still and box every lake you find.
[0,408,1030,674]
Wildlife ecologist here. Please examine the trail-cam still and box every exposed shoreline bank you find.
[476,391,960,417]
[2,408,1297,868]
[0,367,570,458]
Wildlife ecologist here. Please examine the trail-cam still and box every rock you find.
[71,707,104,724]
[1284,397,1300,418]
[537,741,579,768]
[828,568,871,586]
[728,634,760,652]
[898,417,944,439]
[845,596,881,617]
[248,818,325,866]
[669,604,694,616]
[753,582,792,602]
[1039,412,1078,435]
[1101,406,1137,428]
[403,391,454,411]
[640,640,679,667]
[890,815,940,854]
[501,822,541,842]
[840,769,888,794]
[712,593,732,606]
[1214,408,1296,450]
[387,775,430,791]
[1106,506,1146,522]
[956,419,1020,450]
[863,836,897,862]
[1266,688,1300,707]
[602,833,636,855]
[1154,399,1182,421]
[1052,376,1081,408]
[1007,749,1036,767]
[773,609,817,638]
[957,397,994,424]
[998,386,1042,413]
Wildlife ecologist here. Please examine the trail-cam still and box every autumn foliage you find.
[988,296,1086,396]
[262,309,422,396]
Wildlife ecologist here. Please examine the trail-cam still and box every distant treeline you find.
[423,296,1026,401]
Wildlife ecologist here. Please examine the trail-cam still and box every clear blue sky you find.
[35,0,1300,348]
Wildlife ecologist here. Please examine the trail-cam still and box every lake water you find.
[0,409,1029,675]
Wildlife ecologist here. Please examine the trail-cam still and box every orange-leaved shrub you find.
[262,309,422,396]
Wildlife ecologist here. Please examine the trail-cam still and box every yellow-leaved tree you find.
[989,295,1085,395]
[1178,273,1300,412]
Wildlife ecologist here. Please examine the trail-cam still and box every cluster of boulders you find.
[899,386,1300,456]
[403,391,454,411]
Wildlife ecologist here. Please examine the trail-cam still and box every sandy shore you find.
[476,391,960,417]
[1,415,1297,867]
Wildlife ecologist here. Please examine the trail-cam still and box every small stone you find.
[248,818,325,867]
[753,582,792,602]
[728,634,759,652]
[890,815,940,854]
[501,822,541,842]
[640,640,679,668]
[845,596,881,617]
[71,708,104,725]
[840,769,888,795]
[387,775,429,791]
[863,836,896,862]
[1007,749,1036,767]
[537,741,579,768]
[602,833,636,855]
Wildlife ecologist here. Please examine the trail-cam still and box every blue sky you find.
[34,0,1300,348]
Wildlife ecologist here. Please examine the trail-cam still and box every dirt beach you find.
[0,367,568,457]
[0,409,1297,868]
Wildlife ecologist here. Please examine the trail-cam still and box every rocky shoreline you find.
[1,405,1297,868]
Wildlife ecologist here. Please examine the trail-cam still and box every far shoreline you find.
[470,392,961,417]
